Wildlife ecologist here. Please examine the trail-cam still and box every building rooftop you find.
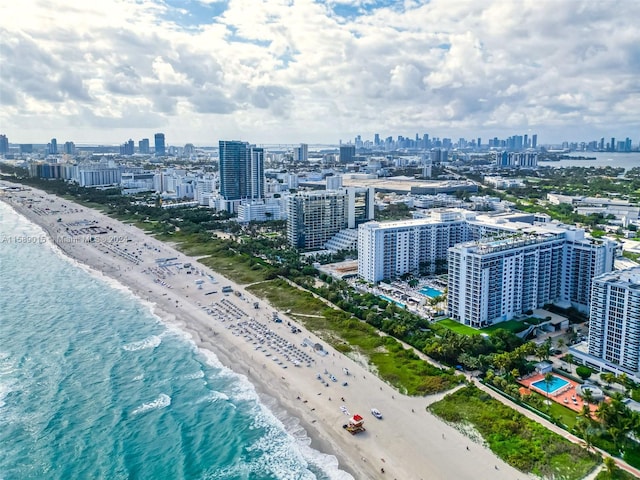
[595,266,640,287]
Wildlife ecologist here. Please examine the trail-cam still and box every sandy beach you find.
[1,183,528,480]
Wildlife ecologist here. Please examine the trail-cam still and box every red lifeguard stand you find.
[344,414,366,434]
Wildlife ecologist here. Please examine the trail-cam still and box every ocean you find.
[0,202,351,480]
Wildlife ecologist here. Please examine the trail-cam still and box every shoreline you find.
[1,184,527,480]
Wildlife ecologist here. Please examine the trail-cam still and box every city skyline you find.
[2,1,640,144]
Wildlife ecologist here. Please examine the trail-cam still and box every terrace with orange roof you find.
[518,372,600,416]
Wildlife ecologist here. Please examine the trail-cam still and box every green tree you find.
[576,365,592,381]
[603,456,618,477]
[537,338,553,362]
[601,372,616,388]
[564,353,575,374]
[544,372,554,410]
[575,420,594,452]
[581,387,595,406]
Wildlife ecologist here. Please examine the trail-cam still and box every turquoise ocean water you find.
[0,202,351,480]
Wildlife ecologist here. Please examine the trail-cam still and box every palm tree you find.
[578,404,592,422]
[581,387,595,406]
[564,353,575,374]
[619,373,630,396]
[608,426,627,454]
[601,372,615,389]
[603,456,618,477]
[544,372,554,410]
[596,401,613,426]
[575,420,594,452]
[556,338,565,351]
[537,338,553,362]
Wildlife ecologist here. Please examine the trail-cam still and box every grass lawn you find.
[436,318,481,336]
[595,468,639,480]
[522,391,580,430]
[429,386,600,480]
[481,319,529,334]
[247,279,462,395]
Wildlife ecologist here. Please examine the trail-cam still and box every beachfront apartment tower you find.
[358,211,469,283]
[447,233,566,328]
[287,187,374,250]
[357,210,615,326]
[570,268,640,383]
[287,190,349,250]
[218,140,265,213]
[447,230,615,327]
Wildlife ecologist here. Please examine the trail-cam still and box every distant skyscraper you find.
[293,143,308,162]
[183,143,195,157]
[610,137,616,152]
[532,134,538,149]
[63,142,75,155]
[374,134,380,146]
[139,138,150,154]
[339,145,355,163]
[218,140,264,212]
[0,134,7,154]
[154,133,166,156]
[120,139,134,155]
[49,138,57,155]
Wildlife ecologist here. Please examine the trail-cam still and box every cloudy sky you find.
[2,0,639,146]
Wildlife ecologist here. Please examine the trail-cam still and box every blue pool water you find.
[420,287,443,298]
[379,295,405,309]
[531,375,570,394]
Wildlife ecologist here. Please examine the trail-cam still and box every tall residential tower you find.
[570,268,640,383]
[218,140,264,213]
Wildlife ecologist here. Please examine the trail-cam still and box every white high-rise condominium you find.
[447,233,566,327]
[571,268,640,382]
[447,229,615,327]
[358,210,616,326]
[358,211,469,283]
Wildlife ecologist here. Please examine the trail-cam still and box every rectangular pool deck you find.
[519,373,599,416]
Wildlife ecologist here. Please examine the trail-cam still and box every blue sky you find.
[1,0,639,145]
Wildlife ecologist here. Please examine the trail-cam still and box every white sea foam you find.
[184,370,205,380]
[132,393,171,415]
[1,202,352,479]
[199,336,354,479]
[197,391,230,404]
[122,335,162,352]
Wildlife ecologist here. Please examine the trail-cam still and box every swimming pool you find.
[379,295,406,309]
[420,287,443,298]
[531,375,570,394]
